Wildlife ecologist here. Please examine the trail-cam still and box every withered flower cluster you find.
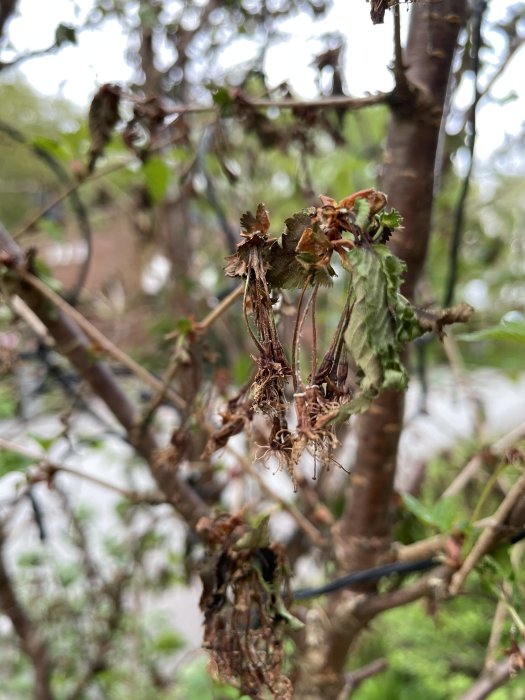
[198,512,296,699]
[213,189,403,485]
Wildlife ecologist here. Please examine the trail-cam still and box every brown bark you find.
[0,527,54,700]
[295,4,467,698]
[335,0,467,573]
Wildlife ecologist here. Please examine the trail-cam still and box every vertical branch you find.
[0,527,54,700]
[295,4,468,698]
[443,0,487,307]
[335,0,468,573]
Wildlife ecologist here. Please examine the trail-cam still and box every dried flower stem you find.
[226,445,325,548]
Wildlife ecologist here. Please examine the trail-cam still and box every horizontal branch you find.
[0,437,166,505]
[144,91,391,116]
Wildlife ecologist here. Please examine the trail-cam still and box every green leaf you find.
[0,385,16,419]
[17,551,43,567]
[485,544,514,580]
[401,493,438,528]
[29,432,58,453]
[344,245,421,399]
[153,629,184,654]
[211,86,235,116]
[376,209,403,230]
[142,156,170,203]
[0,450,33,477]
[39,218,63,240]
[430,497,464,533]
[55,23,77,46]
[457,320,525,344]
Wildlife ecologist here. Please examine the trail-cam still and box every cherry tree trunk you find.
[294,3,467,697]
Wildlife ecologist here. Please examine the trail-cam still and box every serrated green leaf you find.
[376,209,403,230]
[344,245,423,403]
[143,156,170,203]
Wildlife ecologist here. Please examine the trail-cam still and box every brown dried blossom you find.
[198,512,296,699]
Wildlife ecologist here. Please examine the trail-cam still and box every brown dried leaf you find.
[87,83,121,173]
[199,513,294,699]
[240,203,271,238]
[266,211,314,289]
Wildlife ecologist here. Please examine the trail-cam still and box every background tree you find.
[1,1,525,699]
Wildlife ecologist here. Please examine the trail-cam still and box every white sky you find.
[2,0,525,164]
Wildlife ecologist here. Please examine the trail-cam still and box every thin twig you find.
[460,644,525,700]
[340,658,388,699]
[443,420,525,498]
[310,283,319,383]
[163,92,389,116]
[291,276,312,392]
[226,445,325,548]
[443,0,486,307]
[134,344,188,434]
[484,595,507,671]
[392,4,408,93]
[478,36,525,102]
[14,158,128,239]
[13,267,186,410]
[0,526,54,700]
[0,437,166,504]
[449,469,525,596]
[192,284,244,334]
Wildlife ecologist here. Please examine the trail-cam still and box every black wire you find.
[292,526,525,600]
[292,557,439,600]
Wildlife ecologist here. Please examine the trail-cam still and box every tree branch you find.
[449,470,525,596]
[295,4,468,697]
[443,0,486,308]
[12,266,186,411]
[460,645,525,700]
[0,437,166,505]
[0,526,54,700]
[0,223,209,528]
